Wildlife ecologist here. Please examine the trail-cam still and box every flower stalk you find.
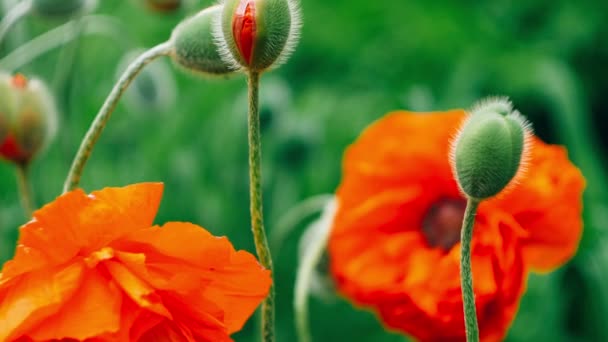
[460,198,480,342]
[15,163,34,217]
[63,41,171,192]
[247,70,275,342]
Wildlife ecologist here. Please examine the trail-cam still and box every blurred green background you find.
[1,0,608,341]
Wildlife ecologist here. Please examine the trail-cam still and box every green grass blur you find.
[1,0,607,341]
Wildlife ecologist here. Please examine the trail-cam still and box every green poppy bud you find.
[215,0,301,71]
[450,97,532,200]
[0,73,57,165]
[170,5,236,76]
[143,0,181,12]
[31,0,96,18]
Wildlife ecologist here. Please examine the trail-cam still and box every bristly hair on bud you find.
[170,5,237,77]
[449,97,533,200]
[213,0,302,72]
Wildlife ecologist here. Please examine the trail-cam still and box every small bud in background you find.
[117,49,177,113]
[143,0,181,13]
[171,6,236,76]
[215,0,301,72]
[31,0,96,18]
[0,73,57,165]
[450,97,532,200]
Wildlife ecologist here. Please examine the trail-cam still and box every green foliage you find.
[0,0,607,341]
[32,0,92,18]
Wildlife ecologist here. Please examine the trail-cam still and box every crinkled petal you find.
[0,262,84,341]
[26,268,122,341]
[2,183,164,279]
[103,259,170,318]
[492,138,585,271]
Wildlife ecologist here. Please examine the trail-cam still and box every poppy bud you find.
[450,97,532,200]
[31,0,96,18]
[0,73,57,165]
[170,6,236,76]
[143,0,181,12]
[215,0,301,71]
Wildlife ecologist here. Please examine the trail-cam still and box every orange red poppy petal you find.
[0,183,271,341]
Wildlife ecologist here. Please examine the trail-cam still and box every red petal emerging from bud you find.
[12,74,27,89]
[0,134,26,163]
[233,0,256,66]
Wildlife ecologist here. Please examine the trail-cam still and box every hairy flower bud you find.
[0,73,57,165]
[32,0,96,18]
[214,0,301,71]
[143,0,181,12]
[450,98,532,200]
[170,6,235,76]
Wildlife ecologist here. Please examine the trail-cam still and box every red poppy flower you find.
[328,110,584,341]
[0,183,271,341]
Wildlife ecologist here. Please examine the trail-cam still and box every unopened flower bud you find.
[215,0,301,71]
[0,73,57,165]
[170,6,235,76]
[143,0,181,12]
[32,0,96,18]
[450,97,532,200]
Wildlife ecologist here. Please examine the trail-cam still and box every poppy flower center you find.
[422,198,466,251]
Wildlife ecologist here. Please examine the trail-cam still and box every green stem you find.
[294,199,336,342]
[0,15,132,71]
[247,70,275,342]
[15,163,34,217]
[0,0,31,48]
[270,194,333,255]
[63,41,172,192]
[460,198,480,342]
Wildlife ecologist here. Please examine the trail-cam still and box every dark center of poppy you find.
[422,198,467,251]
[233,0,256,66]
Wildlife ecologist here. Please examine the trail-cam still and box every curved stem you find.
[460,198,480,342]
[63,42,172,192]
[270,194,333,255]
[0,0,31,48]
[0,15,132,71]
[247,70,275,342]
[294,199,337,342]
[15,163,34,217]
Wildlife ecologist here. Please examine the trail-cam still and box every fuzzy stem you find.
[460,198,480,342]
[63,42,172,192]
[15,163,34,217]
[0,15,132,71]
[0,0,31,48]
[247,70,275,342]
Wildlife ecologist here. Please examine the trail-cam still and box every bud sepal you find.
[450,97,532,200]
[214,0,302,72]
[171,5,236,76]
